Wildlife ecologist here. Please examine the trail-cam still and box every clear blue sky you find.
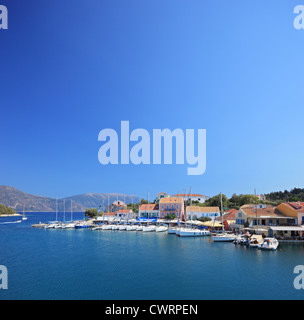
[1,0,304,201]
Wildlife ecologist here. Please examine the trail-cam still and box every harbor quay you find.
[32,192,304,247]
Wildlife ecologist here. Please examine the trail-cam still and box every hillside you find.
[62,193,141,211]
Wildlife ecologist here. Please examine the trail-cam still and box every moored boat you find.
[258,237,279,250]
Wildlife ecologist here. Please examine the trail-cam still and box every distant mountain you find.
[62,193,141,211]
[0,185,140,212]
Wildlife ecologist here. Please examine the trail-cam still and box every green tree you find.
[0,204,17,215]
[85,208,98,218]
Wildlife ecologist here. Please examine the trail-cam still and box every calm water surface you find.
[0,212,304,300]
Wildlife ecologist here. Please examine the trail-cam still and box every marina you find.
[1,211,304,300]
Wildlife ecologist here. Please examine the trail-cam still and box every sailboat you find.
[62,200,76,229]
[45,198,60,229]
[22,207,27,221]
[211,193,236,242]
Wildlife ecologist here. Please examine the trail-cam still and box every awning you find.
[269,226,304,231]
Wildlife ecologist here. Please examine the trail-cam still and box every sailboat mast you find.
[255,188,258,234]
[221,192,224,231]
[71,200,73,221]
[190,186,192,222]
[56,197,58,222]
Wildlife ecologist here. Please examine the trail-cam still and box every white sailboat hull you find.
[177,228,210,237]
[212,234,236,242]
[142,226,156,232]
[156,226,168,232]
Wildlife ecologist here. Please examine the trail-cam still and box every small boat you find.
[142,224,156,232]
[118,224,127,231]
[156,225,168,232]
[92,225,103,231]
[168,226,177,234]
[61,222,75,229]
[136,225,143,231]
[126,224,137,231]
[75,222,91,229]
[101,224,112,230]
[258,237,279,250]
[31,222,47,228]
[22,209,27,221]
[212,232,236,242]
[248,235,263,248]
[234,233,251,245]
[178,227,210,237]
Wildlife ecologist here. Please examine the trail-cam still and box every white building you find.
[173,193,209,204]
[186,206,220,221]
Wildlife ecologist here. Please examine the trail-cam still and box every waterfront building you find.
[110,200,127,213]
[186,206,220,221]
[117,209,135,220]
[173,193,209,204]
[222,208,237,225]
[275,202,304,225]
[159,197,184,220]
[138,203,159,219]
[235,205,297,230]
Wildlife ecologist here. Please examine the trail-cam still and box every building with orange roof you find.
[116,208,135,220]
[186,206,220,221]
[235,205,297,229]
[139,203,159,218]
[159,197,184,220]
[276,202,304,224]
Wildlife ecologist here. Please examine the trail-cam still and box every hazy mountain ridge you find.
[0,186,140,212]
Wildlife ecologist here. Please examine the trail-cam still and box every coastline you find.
[0,213,22,217]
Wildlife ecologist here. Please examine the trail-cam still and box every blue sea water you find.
[0,212,304,300]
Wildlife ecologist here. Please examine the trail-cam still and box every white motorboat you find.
[118,224,127,231]
[212,233,236,242]
[62,222,75,229]
[111,224,120,230]
[102,224,112,230]
[248,235,263,248]
[168,227,177,234]
[156,225,168,232]
[126,225,137,231]
[178,227,210,237]
[258,237,279,250]
[136,225,143,231]
[44,223,56,229]
[142,225,156,232]
[233,233,251,245]
[91,225,103,231]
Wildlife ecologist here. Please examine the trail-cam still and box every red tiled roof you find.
[222,209,237,221]
[139,204,158,211]
[104,212,116,216]
[284,202,304,213]
[117,209,131,214]
[159,197,183,204]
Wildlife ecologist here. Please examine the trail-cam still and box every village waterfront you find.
[0,212,304,300]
